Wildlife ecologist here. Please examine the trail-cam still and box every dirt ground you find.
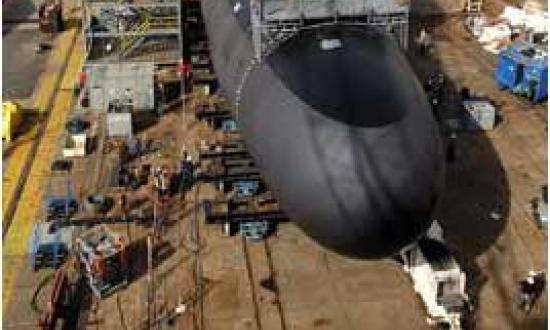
[3,8,548,330]
[97,15,548,328]
[408,14,547,330]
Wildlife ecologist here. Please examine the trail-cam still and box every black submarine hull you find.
[201,0,445,259]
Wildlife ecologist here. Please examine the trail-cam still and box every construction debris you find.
[500,5,548,42]
[466,3,548,54]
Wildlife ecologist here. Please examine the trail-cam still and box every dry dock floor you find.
[409,15,547,330]
[2,14,547,330]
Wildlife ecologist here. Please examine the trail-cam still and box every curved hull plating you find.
[201,0,445,258]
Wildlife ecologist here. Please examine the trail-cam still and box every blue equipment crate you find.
[495,41,547,103]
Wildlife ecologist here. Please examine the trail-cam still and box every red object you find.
[40,269,68,330]
[77,71,87,88]
[177,59,190,77]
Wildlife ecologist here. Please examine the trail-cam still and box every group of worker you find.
[152,165,170,197]
[151,154,196,198]
[117,165,144,190]
[117,165,167,196]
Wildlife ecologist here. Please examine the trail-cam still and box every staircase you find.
[119,8,151,57]
[262,20,302,56]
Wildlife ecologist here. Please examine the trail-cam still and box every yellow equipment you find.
[2,101,22,142]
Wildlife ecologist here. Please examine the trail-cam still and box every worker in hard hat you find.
[416,28,431,56]
[517,270,546,313]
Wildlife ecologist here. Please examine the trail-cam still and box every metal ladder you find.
[466,0,483,13]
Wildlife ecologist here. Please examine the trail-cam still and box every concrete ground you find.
[2,23,51,101]
[2,0,80,102]
[3,0,46,101]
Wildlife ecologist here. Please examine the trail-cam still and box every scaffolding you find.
[80,0,183,112]
[83,0,182,64]
[250,0,410,60]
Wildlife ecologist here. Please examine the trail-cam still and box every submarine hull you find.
[202,0,445,259]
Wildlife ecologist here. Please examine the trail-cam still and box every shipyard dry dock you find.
[2,0,548,329]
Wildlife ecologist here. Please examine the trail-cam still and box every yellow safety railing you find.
[120,9,151,54]
[148,16,179,29]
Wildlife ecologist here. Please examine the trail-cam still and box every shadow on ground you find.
[126,236,176,282]
[408,2,513,328]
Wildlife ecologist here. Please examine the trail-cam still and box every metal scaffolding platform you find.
[83,0,182,64]
[79,0,184,113]
[251,0,410,59]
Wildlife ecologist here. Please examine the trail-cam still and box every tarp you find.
[500,5,549,34]
[477,23,511,44]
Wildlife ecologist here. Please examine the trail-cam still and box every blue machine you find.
[45,161,78,221]
[45,197,79,221]
[239,220,270,241]
[495,41,548,103]
[220,118,238,132]
[28,222,74,270]
[234,180,259,198]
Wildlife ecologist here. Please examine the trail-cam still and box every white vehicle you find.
[399,221,469,330]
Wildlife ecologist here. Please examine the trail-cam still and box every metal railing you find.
[119,9,151,54]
